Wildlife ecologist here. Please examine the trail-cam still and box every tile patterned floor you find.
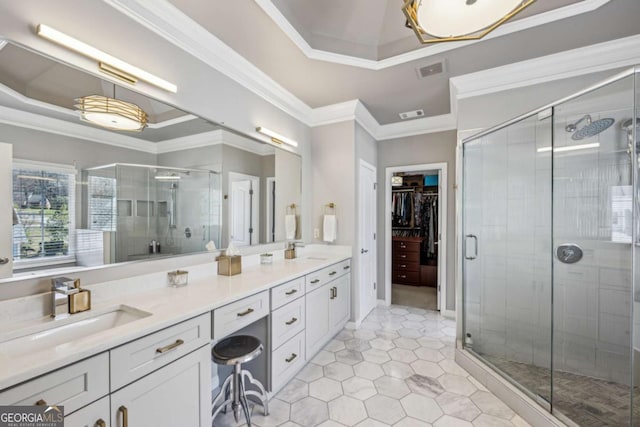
[215,305,531,427]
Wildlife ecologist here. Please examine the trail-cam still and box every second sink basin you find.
[0,305,151,358]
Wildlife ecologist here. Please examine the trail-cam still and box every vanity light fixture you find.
[256,127,299,147]
[36,24,177,93]
[537,142,600,153]
[154,175,181,181]
[402,0,535,44]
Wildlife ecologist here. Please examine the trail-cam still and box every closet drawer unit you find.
[271,297,306,349]
[111,313,210,391]
[393,251,420,263]
[392,270,420,285]
[213,291,269,339]
[393,261,419,272]
[393,240,420,253]
[271,331,305,391]
[272,277,305,310]
[0,352,109,415]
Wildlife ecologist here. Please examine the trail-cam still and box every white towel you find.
[323,214,337,243]
[285,214,297,240]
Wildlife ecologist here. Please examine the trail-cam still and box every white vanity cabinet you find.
[110,345,211,427]
[305,260,351,359]
[63,396,109,427]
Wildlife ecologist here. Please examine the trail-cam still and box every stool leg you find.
[212,374,233,416]
[242,369,269,416]
[232,364,243,423]
[239,375,252,426]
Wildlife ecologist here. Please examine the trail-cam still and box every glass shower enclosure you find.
[462,67,639,425]
[84,163,220,263]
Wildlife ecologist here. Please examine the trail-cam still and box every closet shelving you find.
[391,175,438,287]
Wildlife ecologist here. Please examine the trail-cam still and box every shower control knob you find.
[0,257,8,265]
[556,244,583,264]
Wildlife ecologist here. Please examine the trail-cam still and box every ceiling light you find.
[76,94,148,132]
[155,175,181,181]
[537,143,600,153]
[36,24,177,93]
[256,126,298,147]
[402,0,535,44]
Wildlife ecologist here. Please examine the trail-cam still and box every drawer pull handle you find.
[156,339,185,354]
[286,317,298,325]
[119,406,129,427]
[400,254,406,258]
[237,308,255,317]
[96,419,106,427]
[329,271,337,276]
[400,264,407,268]
[330,287,336,300]
[400,244,406,248]
[400,275,406,279]
[343,265,350,270]
[285,289,298,296]
[35,399,47,406]
[334,286,337,298]
[285,353,298,363]
[310,279,320,284]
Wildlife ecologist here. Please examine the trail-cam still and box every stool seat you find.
[213,335,263,365]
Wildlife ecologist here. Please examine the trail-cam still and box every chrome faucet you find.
[51,277,79,318]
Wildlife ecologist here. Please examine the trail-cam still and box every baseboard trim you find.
[377,299,389,307]
[442,309,455,319]
[455,348,570,427]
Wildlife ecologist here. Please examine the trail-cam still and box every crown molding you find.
[155,128,275,156]
[105,0,312,124]
[450,34,640,99]
[254,0,611,71]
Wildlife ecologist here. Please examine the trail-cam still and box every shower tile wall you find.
[553,106,633,385]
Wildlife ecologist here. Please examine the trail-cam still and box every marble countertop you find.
[0,250,350,391]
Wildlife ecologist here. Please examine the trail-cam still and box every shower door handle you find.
[465,235,478,260]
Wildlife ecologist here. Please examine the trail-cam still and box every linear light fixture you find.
[402,0,535,45]
[256,126,298,147]
[537,142,600,153]
[36,24,177,93]
[155,175,181,181]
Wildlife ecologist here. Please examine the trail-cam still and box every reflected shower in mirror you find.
[0,41,301,279]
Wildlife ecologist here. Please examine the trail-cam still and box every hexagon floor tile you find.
[212,304,531,427]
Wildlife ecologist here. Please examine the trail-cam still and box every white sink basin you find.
[0,305,151,358]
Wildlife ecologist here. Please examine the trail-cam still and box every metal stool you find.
[211,335,269,426]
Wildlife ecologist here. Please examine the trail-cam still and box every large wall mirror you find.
[0,41,301,280]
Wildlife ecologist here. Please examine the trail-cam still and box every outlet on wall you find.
[314,228,320,239]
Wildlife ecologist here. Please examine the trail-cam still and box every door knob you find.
[360,249,368,254]
[0,257,8,265]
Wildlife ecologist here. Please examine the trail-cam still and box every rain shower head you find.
[565,114,614,140]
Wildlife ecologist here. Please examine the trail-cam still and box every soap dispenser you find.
[69,279,91,314]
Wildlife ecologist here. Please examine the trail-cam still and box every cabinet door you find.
[305,282,332,358]
[111,346,211,427]
[64,396,110,427]
[330,274,350,334]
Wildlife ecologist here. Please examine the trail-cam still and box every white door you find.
[228,172,260,247]
[0,143,12,278]
[358,160,377,320]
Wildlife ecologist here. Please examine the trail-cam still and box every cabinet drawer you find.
[111,313,210,391]
[213,291,269,340]
[64,395,109,427]
[393,261,419,272]
[0,353,108,415]
[305,262,346,292]
[393,240,420,252]
[272,277,305,310]
[338,259,351,275]
[392,270,420,284]
[393,251,419,263]
[272,331,305,392]
[271,298,305,350]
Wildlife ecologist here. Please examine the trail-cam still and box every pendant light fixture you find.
[402,0,536,44]
[75,85,148,132]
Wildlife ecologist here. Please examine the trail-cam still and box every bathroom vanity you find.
[0,252,351,426]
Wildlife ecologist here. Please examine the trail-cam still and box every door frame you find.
[265,177,275,243]
[227,171,260,246]
[384,162,449,317]
[358,159,377,322]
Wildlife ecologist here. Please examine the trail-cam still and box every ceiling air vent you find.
[399,109,424,120]
[416,61,445,79]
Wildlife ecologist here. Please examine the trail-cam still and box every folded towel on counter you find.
[285,214,297,240]
[323,214,337,242]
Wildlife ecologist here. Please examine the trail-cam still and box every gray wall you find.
[377,130,457,312]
